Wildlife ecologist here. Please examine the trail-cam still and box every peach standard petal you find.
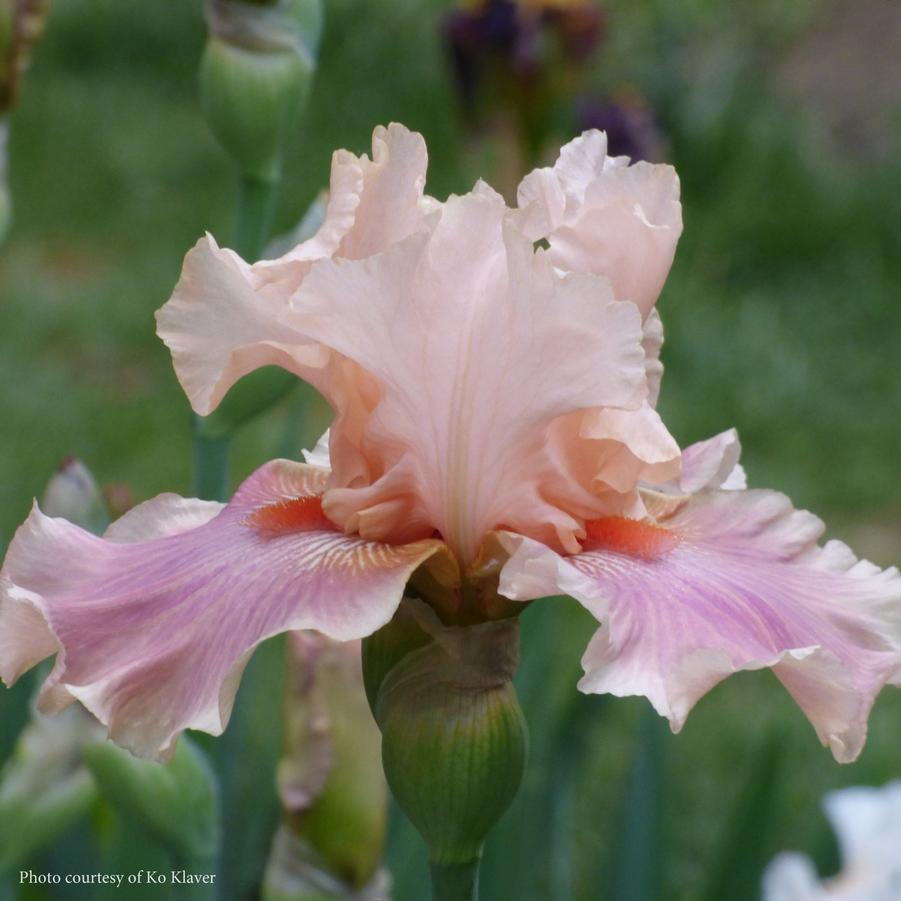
[290,186,649,561]
[516,130,682,318]
[157,126,677,561]
[156,124,430,416]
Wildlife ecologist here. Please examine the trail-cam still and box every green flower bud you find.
[364,599,528,891]
[361,598,433,712]
[200,0,323,183]
[84,736,220,868]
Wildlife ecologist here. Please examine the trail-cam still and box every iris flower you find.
[1,125,899,763]
[764,782,901,900]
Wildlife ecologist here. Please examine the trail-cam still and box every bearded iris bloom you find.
[764,782,901,900]
[1,124,899,763]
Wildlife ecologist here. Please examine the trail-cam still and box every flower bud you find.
[41,456,110,534]
[264,633,389,898]
[364,599,528,875]
[200,0,323,183]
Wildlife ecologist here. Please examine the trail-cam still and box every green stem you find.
[191,427,231,502]
[430,859,480,901]
[234,174,277,261]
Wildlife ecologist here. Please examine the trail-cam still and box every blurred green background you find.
[1,0,900,899]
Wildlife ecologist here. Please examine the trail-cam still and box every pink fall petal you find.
[156,124,429,416]
[0,461,442,760]
[292,186,650,562]
[515,130,683,318]
[498,439,901,763]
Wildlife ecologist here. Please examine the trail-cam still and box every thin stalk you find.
[190,174,277,500]
[190,430,231,502]
[234,175,277,261]
[430,859,481,901]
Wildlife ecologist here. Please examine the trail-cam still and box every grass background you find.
[1,0,899,898]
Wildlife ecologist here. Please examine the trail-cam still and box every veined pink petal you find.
[292,186,649,561]
[516,130,682,318]
[498,446,901,762]
[0,461,442,759]
[103,494,225,541]
[156,124,429,416]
